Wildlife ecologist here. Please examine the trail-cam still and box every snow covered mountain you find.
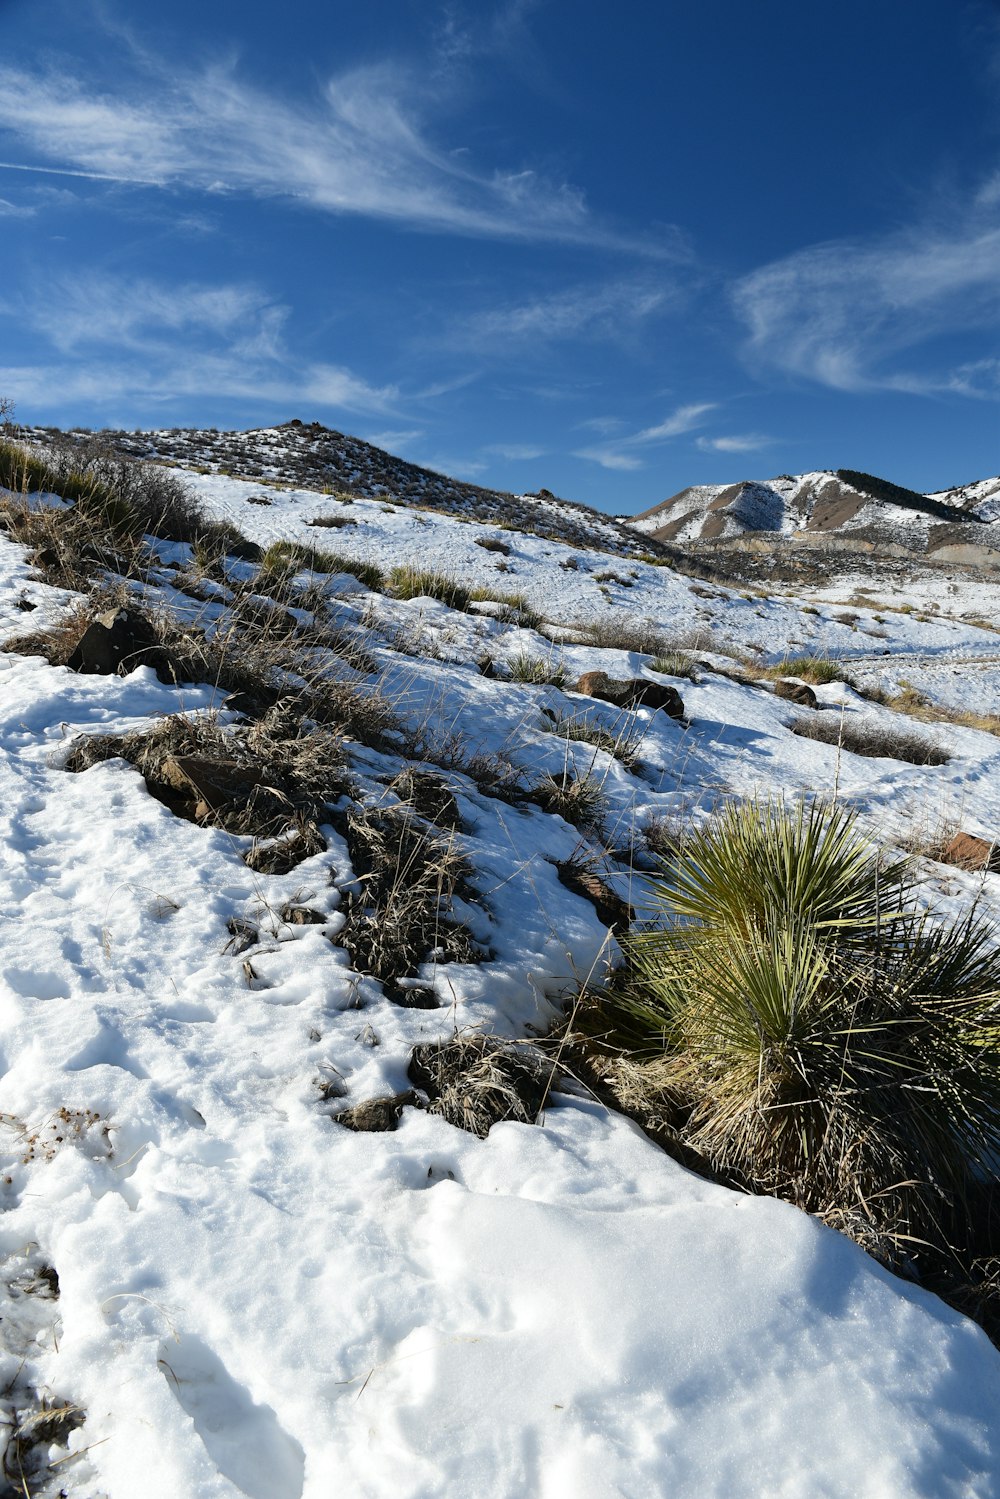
[24,419,656,560]
[631,467,1000,549]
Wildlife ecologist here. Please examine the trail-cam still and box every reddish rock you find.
[773,678,818,709]
[942,833,1000,873]
[575,670,684,720]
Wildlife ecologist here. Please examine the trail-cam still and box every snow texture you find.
[1,469,1000,1496]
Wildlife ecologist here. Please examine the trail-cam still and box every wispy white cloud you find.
[572,444,644,472]
[632,402,716,443]
[0,273,399,418]
[0,195,34,219]
[0,56,667,251]
[696,432,774,453]
[573,400,716,470]
[361,428,426,451]
[733,216,1000,396]
[455,277,678,348]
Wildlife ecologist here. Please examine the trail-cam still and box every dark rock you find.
[941,832,1000,873]
[335,1091,420,1132]
[575,670,685,720]
[280,905,327,925]
[65,607,159,676]
[160,755,264,815]
[556,861,634,933]
[773,678,818,709]
[384,981,440,1009]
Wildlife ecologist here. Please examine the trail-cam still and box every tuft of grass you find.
[336,807,481,998]
[602,798,1000,1264]
[790,711,950,765]
[505,650,567,687]
[541,707,645,769]
[408,1033,555,1137]
[467,586,542,630]
[531,767,608,830]
[649,651,699,681]
[758,655,851,686]
[259,539,383,591]
[389,565,470,611]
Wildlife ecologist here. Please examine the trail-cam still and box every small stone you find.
[773,678,818,709]
[335,1091,420,1133]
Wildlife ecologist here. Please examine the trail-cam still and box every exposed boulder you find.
[773,678,819,709]
[575,670,684,720]
[65,607,160,676]
[160,755,266,820]
[941,833,1000,873]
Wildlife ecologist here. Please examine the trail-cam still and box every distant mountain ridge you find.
[630,468,1000,550]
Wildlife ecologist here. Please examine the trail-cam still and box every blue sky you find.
[0,0,998,513]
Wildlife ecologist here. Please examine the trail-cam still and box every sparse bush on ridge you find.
[0,434,205,541]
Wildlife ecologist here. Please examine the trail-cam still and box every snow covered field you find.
[2,469,1000,1496]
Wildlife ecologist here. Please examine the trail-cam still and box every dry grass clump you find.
[505,650,567,687]
[879,685,1000,741]
[540,707,645,769]
[757,655,852,686]
[257,539,383,591]
[790,711,950,765]
[408,1033,556,1137]
[649,651,700,681]
[581,618,670,655]
[531,767,608,830]
[65,708,348,870]
[336,807,482,999]
[2,1393,85,1495]
[389,767,463,830]
[467,586,542,630]
[590,799,1000,1274]
[388,565,470,611]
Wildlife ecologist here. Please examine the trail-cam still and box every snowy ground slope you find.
[184,470,1000,668]
[2,485,1000,1495]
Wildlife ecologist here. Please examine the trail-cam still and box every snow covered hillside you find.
[2,452,1000,1497]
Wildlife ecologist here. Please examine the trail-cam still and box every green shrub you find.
[609,799,1000,1259]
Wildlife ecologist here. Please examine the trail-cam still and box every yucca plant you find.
[615,799,1000,1258]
